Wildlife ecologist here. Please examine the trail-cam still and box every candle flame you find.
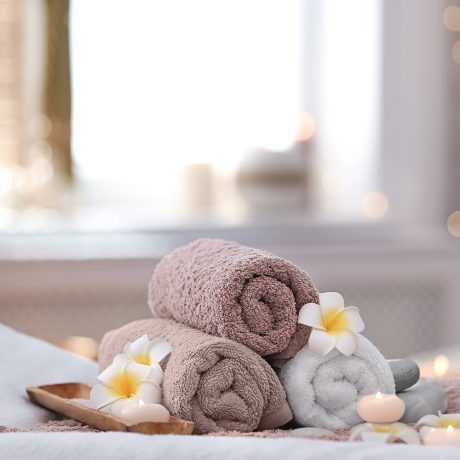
[448,425,454,433]
[376,391,383,400]
[138,399,145,406]
[433,355,449,377]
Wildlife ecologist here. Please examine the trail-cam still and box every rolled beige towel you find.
[98,319,293,434]
[148,238,319,360]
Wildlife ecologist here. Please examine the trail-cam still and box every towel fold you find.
[98,318,293,434]
[279,335,395,430]
[148,238,319,359]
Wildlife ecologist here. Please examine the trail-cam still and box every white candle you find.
[424,425,460,446]
[357,392,405,423]
[120,400,170,424]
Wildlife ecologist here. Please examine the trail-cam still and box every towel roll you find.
[279,335,395,430]
[148,238,319,359]
[99,319,293,434]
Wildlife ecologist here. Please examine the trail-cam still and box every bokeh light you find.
[362,191,389,219]
[443,5,460,31]
[297,113,316,142]
[447,210,460,237]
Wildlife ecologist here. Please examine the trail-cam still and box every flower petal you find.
[298,303,325,330]
[147,339,172,364]
[110,397,139,417]
[145,362,164,387]
[360,431,392,443]
[335,330,358,356]
[319,292,345,312]
[97,355,153,395]
[90,383,122,410]
[395,427,420,445]
[349,423,373,441]
[419,426,434,441]
[308,329,336,356]
[124,334,150,358]
[416,414,440,429]
[136,380,163,404]
[341,306,365,333]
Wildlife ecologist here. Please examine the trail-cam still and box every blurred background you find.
[1,0,460,373]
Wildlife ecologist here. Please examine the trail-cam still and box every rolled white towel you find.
[279,335,395,430]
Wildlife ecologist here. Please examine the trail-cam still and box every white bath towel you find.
[0,324,97,429]
[279,335,394,430]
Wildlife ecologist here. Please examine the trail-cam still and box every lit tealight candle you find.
[424,425,460,446]
[120,400,170,425]
[357,392,405,424]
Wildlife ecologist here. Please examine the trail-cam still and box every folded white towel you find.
[0,324,97,429]
[279,335,394,430]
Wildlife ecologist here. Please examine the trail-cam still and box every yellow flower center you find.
[322,307,349,332]
[109,371,139,398]
[133,353,151,366]
[372,425,400,434]
[439,419,460,429]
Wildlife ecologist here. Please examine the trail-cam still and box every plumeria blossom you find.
[123,334,172,369]
[298,292,365,356]
[350,422,421,444]
[90,354,163,417]
[416,412,460,439]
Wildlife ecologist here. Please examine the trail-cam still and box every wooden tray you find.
[27,383,194,435]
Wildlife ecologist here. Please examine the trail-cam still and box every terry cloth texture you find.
[279,335,395,430]
[98,318,293,434]
[148,238,319,359]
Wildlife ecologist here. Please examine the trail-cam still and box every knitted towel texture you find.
[148,238,319,359]
[98,318,293,434]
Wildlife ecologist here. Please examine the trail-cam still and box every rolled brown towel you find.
[98,318,293,434]
[148,238,319,359]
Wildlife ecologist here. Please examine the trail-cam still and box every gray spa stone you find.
[398,380,448,423]
[387,359,420,392]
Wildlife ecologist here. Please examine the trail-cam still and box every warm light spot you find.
[139,399,145,406]
[297,113,316,142]
[54,336,98,360]
[362,191,389,219]
[443,6,460,31]
[448,425,454,433]
[452,40,460,64]
[434,355,449,377]
[376,391,383,400]
[440,419,460,428]
[447,211,460,237]
[321,169,347,196]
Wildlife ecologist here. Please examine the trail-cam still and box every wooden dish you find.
[27,382,194,435]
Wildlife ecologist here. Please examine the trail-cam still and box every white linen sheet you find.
[2,432,460,460]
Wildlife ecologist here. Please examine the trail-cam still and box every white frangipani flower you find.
[350,422,421,444]
[298,292,365,356]
[123,334,172,368]
[90,354,163,417]
[416,412,460,439]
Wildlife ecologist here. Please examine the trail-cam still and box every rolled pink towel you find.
[98,318,293,434]
[148,238,319,359]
